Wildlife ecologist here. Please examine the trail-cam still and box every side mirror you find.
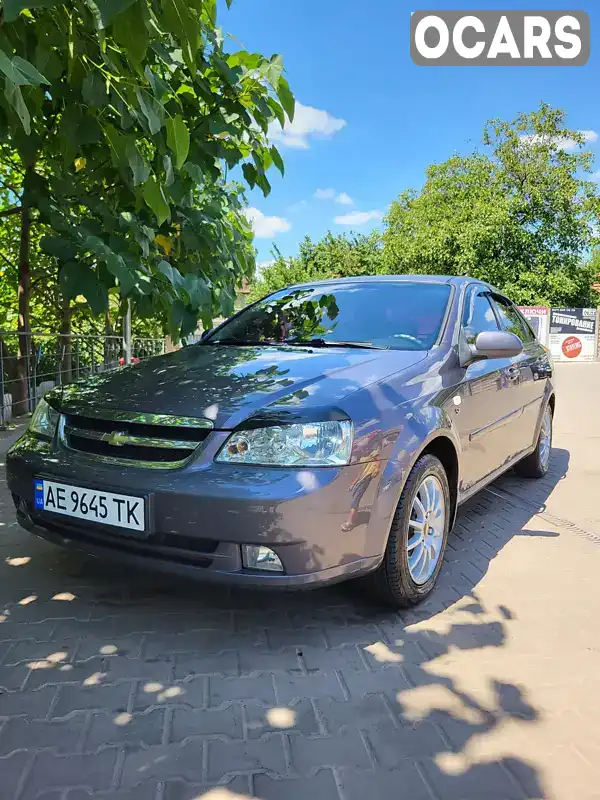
[469,331,523,362]
[200,328,213,342]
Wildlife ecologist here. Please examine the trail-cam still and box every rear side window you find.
[490,295,535,343]
[462,288,500,344]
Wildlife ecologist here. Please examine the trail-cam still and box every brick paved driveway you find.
[1,363,599,800]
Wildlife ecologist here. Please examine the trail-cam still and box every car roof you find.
[285,275,492,291]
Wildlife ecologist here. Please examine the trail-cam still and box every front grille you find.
[60,410,212,468]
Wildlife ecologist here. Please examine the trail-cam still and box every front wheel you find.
[514,403,553,479]
[367,454,450,607]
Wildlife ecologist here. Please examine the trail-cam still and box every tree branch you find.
[0,177,21,196]
[0,249,14,270]
[0,206,21,218]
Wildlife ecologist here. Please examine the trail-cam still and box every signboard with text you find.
[549,308,597,362]
[518,306,549,346]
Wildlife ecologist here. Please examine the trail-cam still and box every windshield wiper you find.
[203,337,279,346]
[283,338,389,350]
[204,337,388,350]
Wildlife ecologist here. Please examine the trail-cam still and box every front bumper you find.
[6,432,385,588]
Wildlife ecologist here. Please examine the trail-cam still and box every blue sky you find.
[223,0,600,265]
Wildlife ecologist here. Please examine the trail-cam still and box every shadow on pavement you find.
[0,448,569,799]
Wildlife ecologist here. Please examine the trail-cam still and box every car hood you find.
[52,344,428,429]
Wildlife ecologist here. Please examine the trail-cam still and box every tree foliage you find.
[250,232,383,301]
[383,104,600,306]
[0,0,295,337]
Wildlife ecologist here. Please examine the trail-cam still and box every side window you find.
[490,295,534,343]
[462,288,500,344]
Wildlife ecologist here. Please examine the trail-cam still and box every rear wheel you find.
[514,403,552,479]
[367,454,450,607]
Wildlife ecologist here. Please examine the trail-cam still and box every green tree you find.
[250,231,383,301]
[0,0,294,406]
[383,104,600,306]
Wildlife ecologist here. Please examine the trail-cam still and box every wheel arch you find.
[418,435,460,528]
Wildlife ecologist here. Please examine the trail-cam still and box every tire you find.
[366,454,451,608]
[514,403,553,479]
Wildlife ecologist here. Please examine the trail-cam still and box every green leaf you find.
[125,140,150,186]
[104,252,136,294]
[242,162,257,189]
[263,54,284,87]
[40,235,78,261]
[144,66,170,100]
[58,262,80,302]
[5,80,30,134]
[135,89,163,135]
[158,259,175,283]
[2,0,54,23]
[34,45,63,82]
[267,96,285,128]
[85,0,137,28]
[12,56,49,85]
[270,145,284,176]
[183,274,210,310]
[61,263,108,314]
[158,259,184,287]
[218,285,236,317]
[0,50,48,86]
[82,72,108,107]
[83,234,109,257]
[143,177,170,226]
[276,76,295,122]
[102,123,127,165]
[166,115,190,169]
[160,0,200,72]
[113,1,149,66]
[256,172,271,197]
[183,162,203,184]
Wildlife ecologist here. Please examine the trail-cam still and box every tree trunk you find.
[13,167,33,417]
[104,310,115,369]
[58,297,72,384]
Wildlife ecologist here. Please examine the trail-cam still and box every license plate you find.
[34,479,145,532]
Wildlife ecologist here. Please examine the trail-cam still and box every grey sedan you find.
[6,276,554,606]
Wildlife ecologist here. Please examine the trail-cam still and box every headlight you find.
[29,398,59,439]
[216,420,353,467]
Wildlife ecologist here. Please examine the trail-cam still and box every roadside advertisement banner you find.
[517,307,549,345]
[549,308,597,362]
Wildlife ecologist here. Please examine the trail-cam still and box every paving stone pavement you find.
[1,364,599,800]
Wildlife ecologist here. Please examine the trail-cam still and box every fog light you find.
[242,545,283,572]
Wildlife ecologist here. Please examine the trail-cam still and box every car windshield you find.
[206,282,452,351]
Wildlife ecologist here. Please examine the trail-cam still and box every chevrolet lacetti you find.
[6,276,555,607]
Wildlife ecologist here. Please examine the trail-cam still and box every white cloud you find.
[335,192,354,206]
[269,102,346,149]
[520,130,598,152]
[335,209,382,226]
[244,208,291,239]
[314,189,353,205]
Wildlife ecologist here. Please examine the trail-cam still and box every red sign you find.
[562,335,582,359]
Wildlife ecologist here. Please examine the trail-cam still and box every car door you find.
[455,286,525,493]
[488,294,546,457]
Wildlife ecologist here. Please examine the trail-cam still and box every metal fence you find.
[0,331,165,426]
